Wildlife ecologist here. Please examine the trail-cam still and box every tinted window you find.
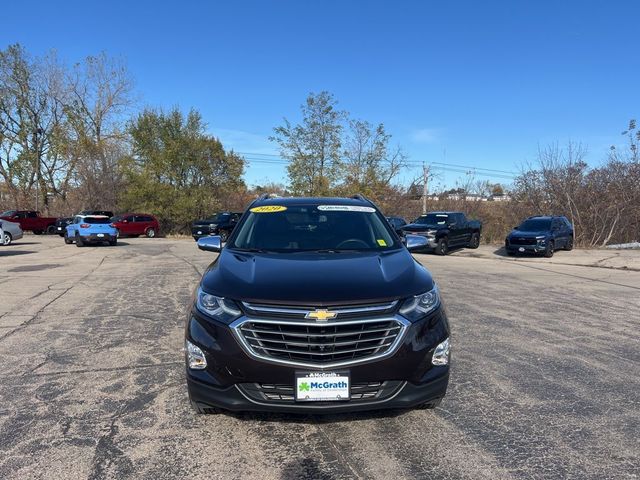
[518,218,551,231]
[0,211,16,217]
[230,205,398,252]
[83,217,111,224]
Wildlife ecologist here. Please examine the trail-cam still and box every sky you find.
[2,0,638,190]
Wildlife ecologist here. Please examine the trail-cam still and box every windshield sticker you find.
[377,239,387,247]
[317,205,376,213]
[250,205,287,213]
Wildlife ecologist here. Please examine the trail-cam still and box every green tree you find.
[121,108,245,232]
[338,119,406,198]
[270,91,344,195]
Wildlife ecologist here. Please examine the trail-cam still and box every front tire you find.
[416,398,442,410]
[145,228,156,238]
[544,240,554,258]
[3,232,12,245]
[190,400,222,415]
[434,237,448,256]
[46,225,56,235]
[109,239,117,246]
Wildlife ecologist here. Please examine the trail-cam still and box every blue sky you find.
[2,0,638,190]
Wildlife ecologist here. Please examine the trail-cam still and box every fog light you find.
[186,340,207,370]
[432,337,450,366]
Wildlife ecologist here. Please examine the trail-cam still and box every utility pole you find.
[422,163,429,214]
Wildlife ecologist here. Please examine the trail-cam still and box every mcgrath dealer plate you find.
[295,371,350,401]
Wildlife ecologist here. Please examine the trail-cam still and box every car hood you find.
[509,230,548,237]
[200,248,434,305]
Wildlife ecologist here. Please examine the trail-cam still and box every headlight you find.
[196,286,241,323]
[185,340,207,369]
[399,285,440,322]
[432,337,450,366]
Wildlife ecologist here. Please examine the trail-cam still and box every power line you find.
[431,161,517,175]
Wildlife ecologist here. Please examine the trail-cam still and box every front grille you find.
[509,237,537,245]
[238,381,404,404]
[234,317,407,367]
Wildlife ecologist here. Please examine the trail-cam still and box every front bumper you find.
[185,306,450,413]
[506,241,547,254]
[187,370,448,413]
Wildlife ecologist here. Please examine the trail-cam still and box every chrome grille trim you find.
[230,316,410,369]
[241,301,398,318]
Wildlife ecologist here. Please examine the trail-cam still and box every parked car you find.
[505,215,573,258]
[0,219,23,245]
[0,210,58,235]
[402,211,482,255]
[191,212,242,241]
[186,195,450,414]
[111,213,159,238]
[55,217,74,237]
[65,215,118,247]
[386,216,407,235]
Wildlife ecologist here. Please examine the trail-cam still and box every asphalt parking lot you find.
[1,236,638,479]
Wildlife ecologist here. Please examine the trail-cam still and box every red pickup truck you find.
[0,210,58,234]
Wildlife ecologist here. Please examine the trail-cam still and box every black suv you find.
[185,196,451,414]
[505,215,574,257]
[191,212,242,242]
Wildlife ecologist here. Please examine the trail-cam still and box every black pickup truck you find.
[401,211,482,255]
[191,212,242,242]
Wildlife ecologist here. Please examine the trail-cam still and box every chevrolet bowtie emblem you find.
[305,309,337,321]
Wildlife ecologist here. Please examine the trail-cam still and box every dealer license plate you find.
[97,233,105,237]
[295,371,350,401]
[197,231,202,234]
[518,247,525,252]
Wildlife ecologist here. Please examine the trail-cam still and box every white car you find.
[0,219,23,245]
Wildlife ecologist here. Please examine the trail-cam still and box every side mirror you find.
[405,234,428,252]
[197,236,222,253]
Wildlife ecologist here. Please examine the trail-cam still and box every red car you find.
[111,213,159,238]
[0,210,58,234]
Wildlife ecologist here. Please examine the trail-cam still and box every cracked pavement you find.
[0,236,638,479]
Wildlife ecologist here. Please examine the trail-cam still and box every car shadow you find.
[227,407,411,424]
[493,246,511,257]
[0,250,36,257]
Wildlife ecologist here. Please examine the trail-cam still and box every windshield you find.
[517,218,551,231]
[413,214,449,225]
[229,204,398,252]
[0,210,16,217]
[209,213,230,222]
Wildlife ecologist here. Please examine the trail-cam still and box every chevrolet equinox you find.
[185,195,451,414]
